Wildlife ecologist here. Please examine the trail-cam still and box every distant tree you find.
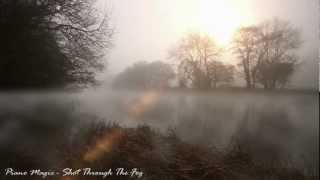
[0,0,113,88]
[233,19,301,89]
[208,61,235,88]
[112,61,175,89]
[170,33,233,89]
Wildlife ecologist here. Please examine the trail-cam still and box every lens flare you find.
[83,129,123,162]
[128,91,160,118]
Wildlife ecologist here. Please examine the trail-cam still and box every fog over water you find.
[0,0,318,179]
[0,90,318,171]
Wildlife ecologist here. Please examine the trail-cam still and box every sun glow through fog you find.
[198,0,241,45]
[173,0,254,47]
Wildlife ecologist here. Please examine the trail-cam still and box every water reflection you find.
[0,90,318,174]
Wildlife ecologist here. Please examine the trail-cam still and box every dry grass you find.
[58,122,317,180]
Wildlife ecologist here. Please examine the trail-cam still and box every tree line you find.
[0,1,302,91]
[113,18,302,90]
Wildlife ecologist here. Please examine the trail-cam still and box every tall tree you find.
[170,33,233,89]
[233,19,301,89]
[0,0,113,88]
[232,26,262,88]
[256,19,301,89]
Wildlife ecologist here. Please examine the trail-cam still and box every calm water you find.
[0,90,319,171]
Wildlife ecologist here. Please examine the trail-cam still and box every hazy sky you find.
[101,0,318,87]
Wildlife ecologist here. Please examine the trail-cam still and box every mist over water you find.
[0,90,319,172]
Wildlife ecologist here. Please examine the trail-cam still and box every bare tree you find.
[0,0,113,88]
[208,61,235,88]
[256,19,301,89]
[233,19,301,89]
[170,33,234,89]
[232,26,262,88]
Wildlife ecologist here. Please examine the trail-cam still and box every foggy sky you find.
[102,0,319,89]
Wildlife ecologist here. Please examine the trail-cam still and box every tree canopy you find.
[112,61,175,90]
[233,19,301,89]
[0,0,113,89]
[170,33,234,89]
